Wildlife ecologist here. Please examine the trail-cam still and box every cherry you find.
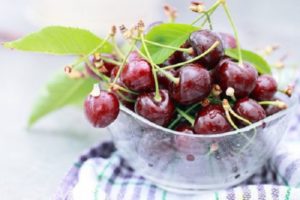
[218,32,237,49]
[234,98,266,124]
[189,30,224,69]
[175,123,194,134]
[215,59,258,98]
[169,64,211,105]
[120,59,155,92]
[84,86,120,128]
[251,75,277,101]
[135,89,175,126]
[194,105,233,134]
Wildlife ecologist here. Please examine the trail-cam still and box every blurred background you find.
[0,0,299,199]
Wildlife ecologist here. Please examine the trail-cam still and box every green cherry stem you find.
[191,1,221,26]
[204,12,213,30]
[259,100,287,108]
[162,41,220,70]
[168,103,199,129]
[221,0,243,66]
[140,33,162,102]
[99,55,122,66]
[175,108,195,125]
[116,91,136,103]
[133,37,193,54]
[111,36,125,60]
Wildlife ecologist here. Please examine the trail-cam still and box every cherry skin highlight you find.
[135,89,175,126]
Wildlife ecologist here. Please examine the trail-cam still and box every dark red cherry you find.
[234,98,266,124]
[169,64,211,105]
[215,59,258,98]
[157,69,176,89]
[175,123,194,134]
[135,90,175,126]
[251,75,277,101]
[189,30,224,69]
[121,59,155,92]
[218,32,237,49]
[84,87,120,128]
[194,105,233,134]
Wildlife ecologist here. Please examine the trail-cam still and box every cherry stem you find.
[112,40,137,86]
[110,83,138,95]
[111,36,125,60]
[175,108,195,125]
[191,1,221,26]
[133,45,180,84]
[99,55,122,66]
[162,41,220,70]
[140,33,162,102]
[85,59,110,82]
[221,0,243,66]
[204,12,213,30]
[259,100,287,109]
[168,103,199,129]
[133,37,192,53]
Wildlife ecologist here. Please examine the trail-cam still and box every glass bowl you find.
[108,94,297,193]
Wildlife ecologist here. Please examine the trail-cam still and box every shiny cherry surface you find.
[251,75,277,101]
[234,98,266,123]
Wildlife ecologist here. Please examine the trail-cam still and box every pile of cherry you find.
[84,29,287,135]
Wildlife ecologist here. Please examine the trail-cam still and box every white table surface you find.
[0,0,299,199]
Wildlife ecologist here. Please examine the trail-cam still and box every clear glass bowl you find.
[108,94,297,193]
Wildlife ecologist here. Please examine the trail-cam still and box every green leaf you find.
[28,69,97,127]
[3,26,112,55]
[225,49,271,74]
[142,23,198,64]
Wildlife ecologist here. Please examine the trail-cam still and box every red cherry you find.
[234,98,266,124]
[175,123,194,134]
[169,64,212,105]
[251,75,278,101]
[189,30,224,69]
[135,89,175,126]
[215,59,258,98]
[120,59,155,92]
[194,105,233,134]
[218,32,237,49]
[84,87,120,128]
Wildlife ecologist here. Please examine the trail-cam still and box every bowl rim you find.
[119,95,298,138]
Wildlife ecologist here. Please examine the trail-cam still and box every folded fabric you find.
[56,91,300,200]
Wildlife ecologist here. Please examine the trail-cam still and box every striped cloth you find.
[55,89,300,200]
